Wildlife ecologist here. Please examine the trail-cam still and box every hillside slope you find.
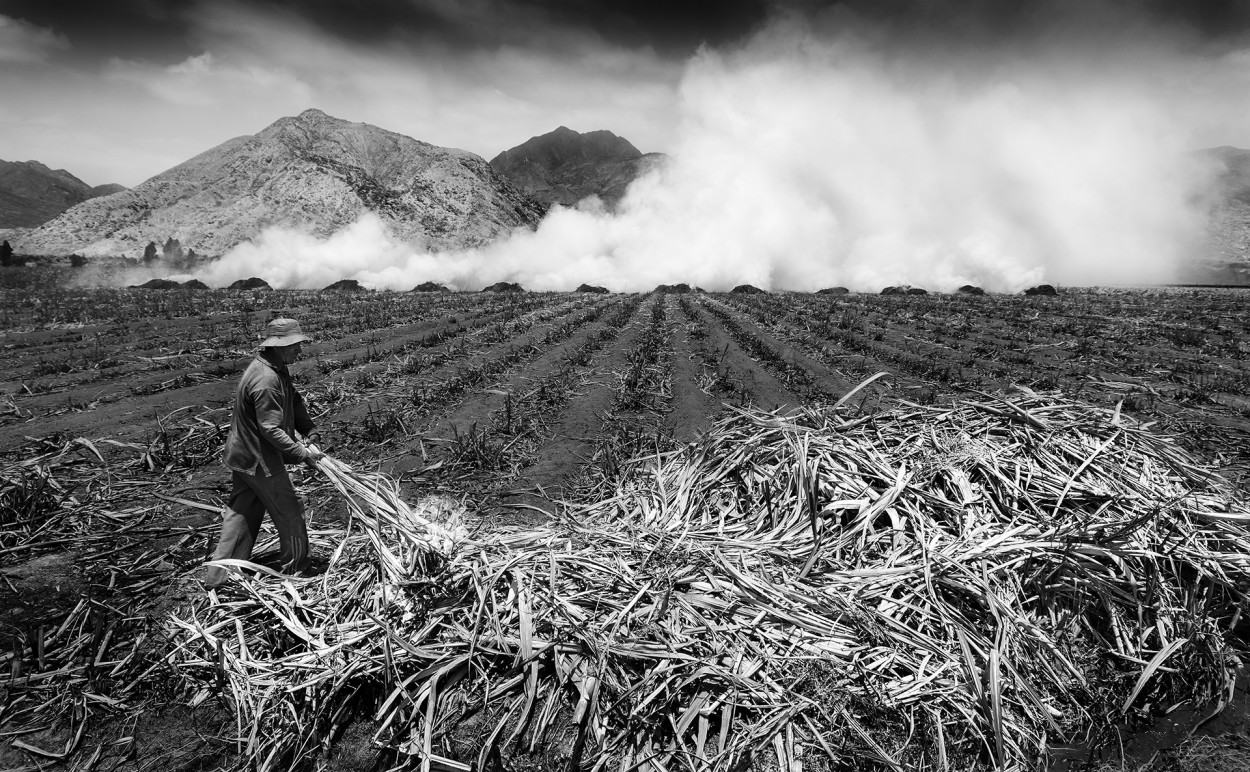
[12,109,545,258]
[490,126,664,210]
[0,160,127,228]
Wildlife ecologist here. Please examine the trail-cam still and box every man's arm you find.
[293,389,315,437]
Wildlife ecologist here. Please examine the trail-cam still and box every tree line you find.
[1,236,202,268]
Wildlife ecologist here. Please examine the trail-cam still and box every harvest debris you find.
[164,390,1250,770]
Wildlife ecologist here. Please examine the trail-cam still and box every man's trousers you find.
[204,467,309,588]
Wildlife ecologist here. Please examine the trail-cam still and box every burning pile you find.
[168,389,1250,770]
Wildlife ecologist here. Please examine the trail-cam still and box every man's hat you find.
[259,318,311,348]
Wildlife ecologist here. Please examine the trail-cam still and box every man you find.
[204,318,325,589]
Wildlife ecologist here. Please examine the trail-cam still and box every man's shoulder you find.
[239,357,280,388]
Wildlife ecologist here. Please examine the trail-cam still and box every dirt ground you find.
[4,269,1250,769]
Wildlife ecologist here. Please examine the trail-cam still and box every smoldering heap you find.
[322,279,368,293]
[482,281,525,292]
[169,389,1250,771]
[228,277,271,290]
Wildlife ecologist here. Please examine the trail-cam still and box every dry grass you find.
[166,381,1250,771]
[1170,734,1250,771]
[1091,734,1250,772]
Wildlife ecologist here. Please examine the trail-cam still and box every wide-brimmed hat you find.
[259,318,311,348]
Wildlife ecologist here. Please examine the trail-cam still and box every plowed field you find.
[5,282,1250,502]
[3,269,1250,769]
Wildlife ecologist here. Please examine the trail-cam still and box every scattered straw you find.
[169,386,1250,771]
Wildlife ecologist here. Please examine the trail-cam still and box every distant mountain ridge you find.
[1196,146,1250,270]
[490,126,664,210]
[10,109,545,258]
[23,117,1247,283]
[0,160,127,228]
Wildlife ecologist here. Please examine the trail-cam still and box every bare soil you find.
[4,271,1250,770]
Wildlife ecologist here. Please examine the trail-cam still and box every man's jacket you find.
[223,354,315,476]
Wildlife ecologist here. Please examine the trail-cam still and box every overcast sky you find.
[3,0,1250,188]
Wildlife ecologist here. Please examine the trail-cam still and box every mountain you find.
[91,183,128,197]
[490,126,665,210]
[1196,147,1250,273]
[10,109,545,258]
[0,160,127,228]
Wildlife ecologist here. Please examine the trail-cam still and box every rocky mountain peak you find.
[263,107,352,137]
[493,127,641,171]
[490,126,661,210]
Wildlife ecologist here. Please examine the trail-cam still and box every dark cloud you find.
[218,0,463,46]
[3,0,774,60]
[8,0,1250,69]
[1151,0,1250,36]
[524,0,772,52]
[206,0,774,54]
[816,0,1250,40]
[0,0,198,63]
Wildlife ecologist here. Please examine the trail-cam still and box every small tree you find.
[0,240,11,267]
[143,241,158,263]
[70,253,88,268]
[162,236,184,261]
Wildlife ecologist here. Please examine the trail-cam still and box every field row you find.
[5,287,1250,503]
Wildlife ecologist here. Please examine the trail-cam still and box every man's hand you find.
[304,444,325,467]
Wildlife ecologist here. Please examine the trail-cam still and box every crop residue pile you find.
[171,392,1250,770]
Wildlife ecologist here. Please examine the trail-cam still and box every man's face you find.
[275,342,302,365]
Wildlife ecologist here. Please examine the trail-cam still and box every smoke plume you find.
[198,11,1222,292]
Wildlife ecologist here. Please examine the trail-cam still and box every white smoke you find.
[198,15,1219,292]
